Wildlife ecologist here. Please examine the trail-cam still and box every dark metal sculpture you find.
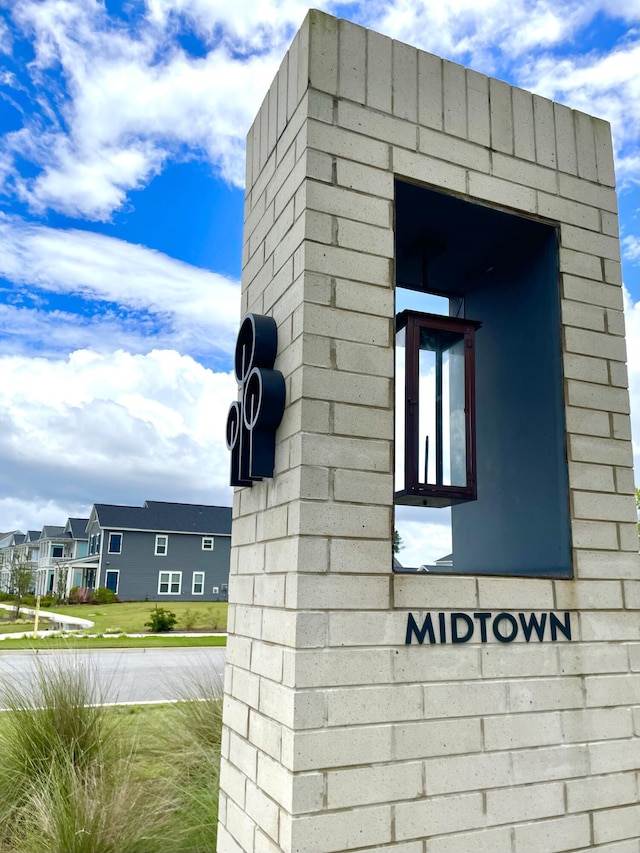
[226,313,286,487]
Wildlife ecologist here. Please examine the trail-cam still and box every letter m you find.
[406,613,435,645]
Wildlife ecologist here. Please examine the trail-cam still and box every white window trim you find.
[201,536,214,551]
[108,532,122,554]
[104,569,120,594]
[158,571,182,595]
[51,544,64,559]
[192,571,205,595]
[155,534,168,556]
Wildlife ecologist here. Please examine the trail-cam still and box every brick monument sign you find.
[218,10,639,852]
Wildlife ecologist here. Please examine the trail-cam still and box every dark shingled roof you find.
[41,526,65,539]
[66,518,89,539]
[93,501,231,535]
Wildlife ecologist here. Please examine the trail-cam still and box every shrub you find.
[179,609,202,631]
[93,587,118,605]
[69,586,95,604]
[145,606,177,633]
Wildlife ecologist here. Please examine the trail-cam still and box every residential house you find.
[0,529,40,593]
[35,518,89,596]
[69,501,231,601]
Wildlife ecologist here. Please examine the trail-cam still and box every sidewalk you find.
[0,602,94,640]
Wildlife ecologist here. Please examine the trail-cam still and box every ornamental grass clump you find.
[0,654,173,853]
[0,654,114,836]
[15,755,170,853]
[161,669,224,853]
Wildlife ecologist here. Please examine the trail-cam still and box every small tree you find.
[145,606,177,633]
[54,564,69,604]
[8,556,34,620]
[393,530,404,555]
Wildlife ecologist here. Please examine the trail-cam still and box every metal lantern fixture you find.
[395,310,481,507]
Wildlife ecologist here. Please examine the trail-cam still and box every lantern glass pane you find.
[418,327,466,488]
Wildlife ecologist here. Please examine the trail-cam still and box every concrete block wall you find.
[218,10,640,853]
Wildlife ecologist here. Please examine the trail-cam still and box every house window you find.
[96,533,101,553]
[158,571,181,595]
[155,535,168,556]
[192,572,205,594]
[105,570,119,594]
[90,535,95,555]
[202,536,214,551]
[51,545,64,559]
[108,533,122,554]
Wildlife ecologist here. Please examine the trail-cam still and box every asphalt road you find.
[0,647,226,708]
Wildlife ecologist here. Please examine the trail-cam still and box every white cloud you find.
[622,235,640,263]
[0,215,240,359]
[3,0,310,217]
[0,17,12,55]
[365,0,598,67]
[0,302,170,358]
[615,153,640,190]
[600,0,640,19]
[0,348,237,529]
[517,40,640,161]
[3,0,638,217]
[0,497,92,536]
[145,0,311,47]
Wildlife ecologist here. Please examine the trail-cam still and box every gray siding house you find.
[76,501,231,602]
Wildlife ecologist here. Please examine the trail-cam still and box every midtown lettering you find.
[406,611,572,645]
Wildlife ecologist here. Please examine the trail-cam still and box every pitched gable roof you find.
[41,526,65,539]
[92,501,231,535]
[65,518,89,539]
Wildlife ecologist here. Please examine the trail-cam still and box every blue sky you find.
[0,0,638,564]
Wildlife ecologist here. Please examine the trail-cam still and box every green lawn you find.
[0,617,55,634]
[0,601,228,650]
[43,600,228,634]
